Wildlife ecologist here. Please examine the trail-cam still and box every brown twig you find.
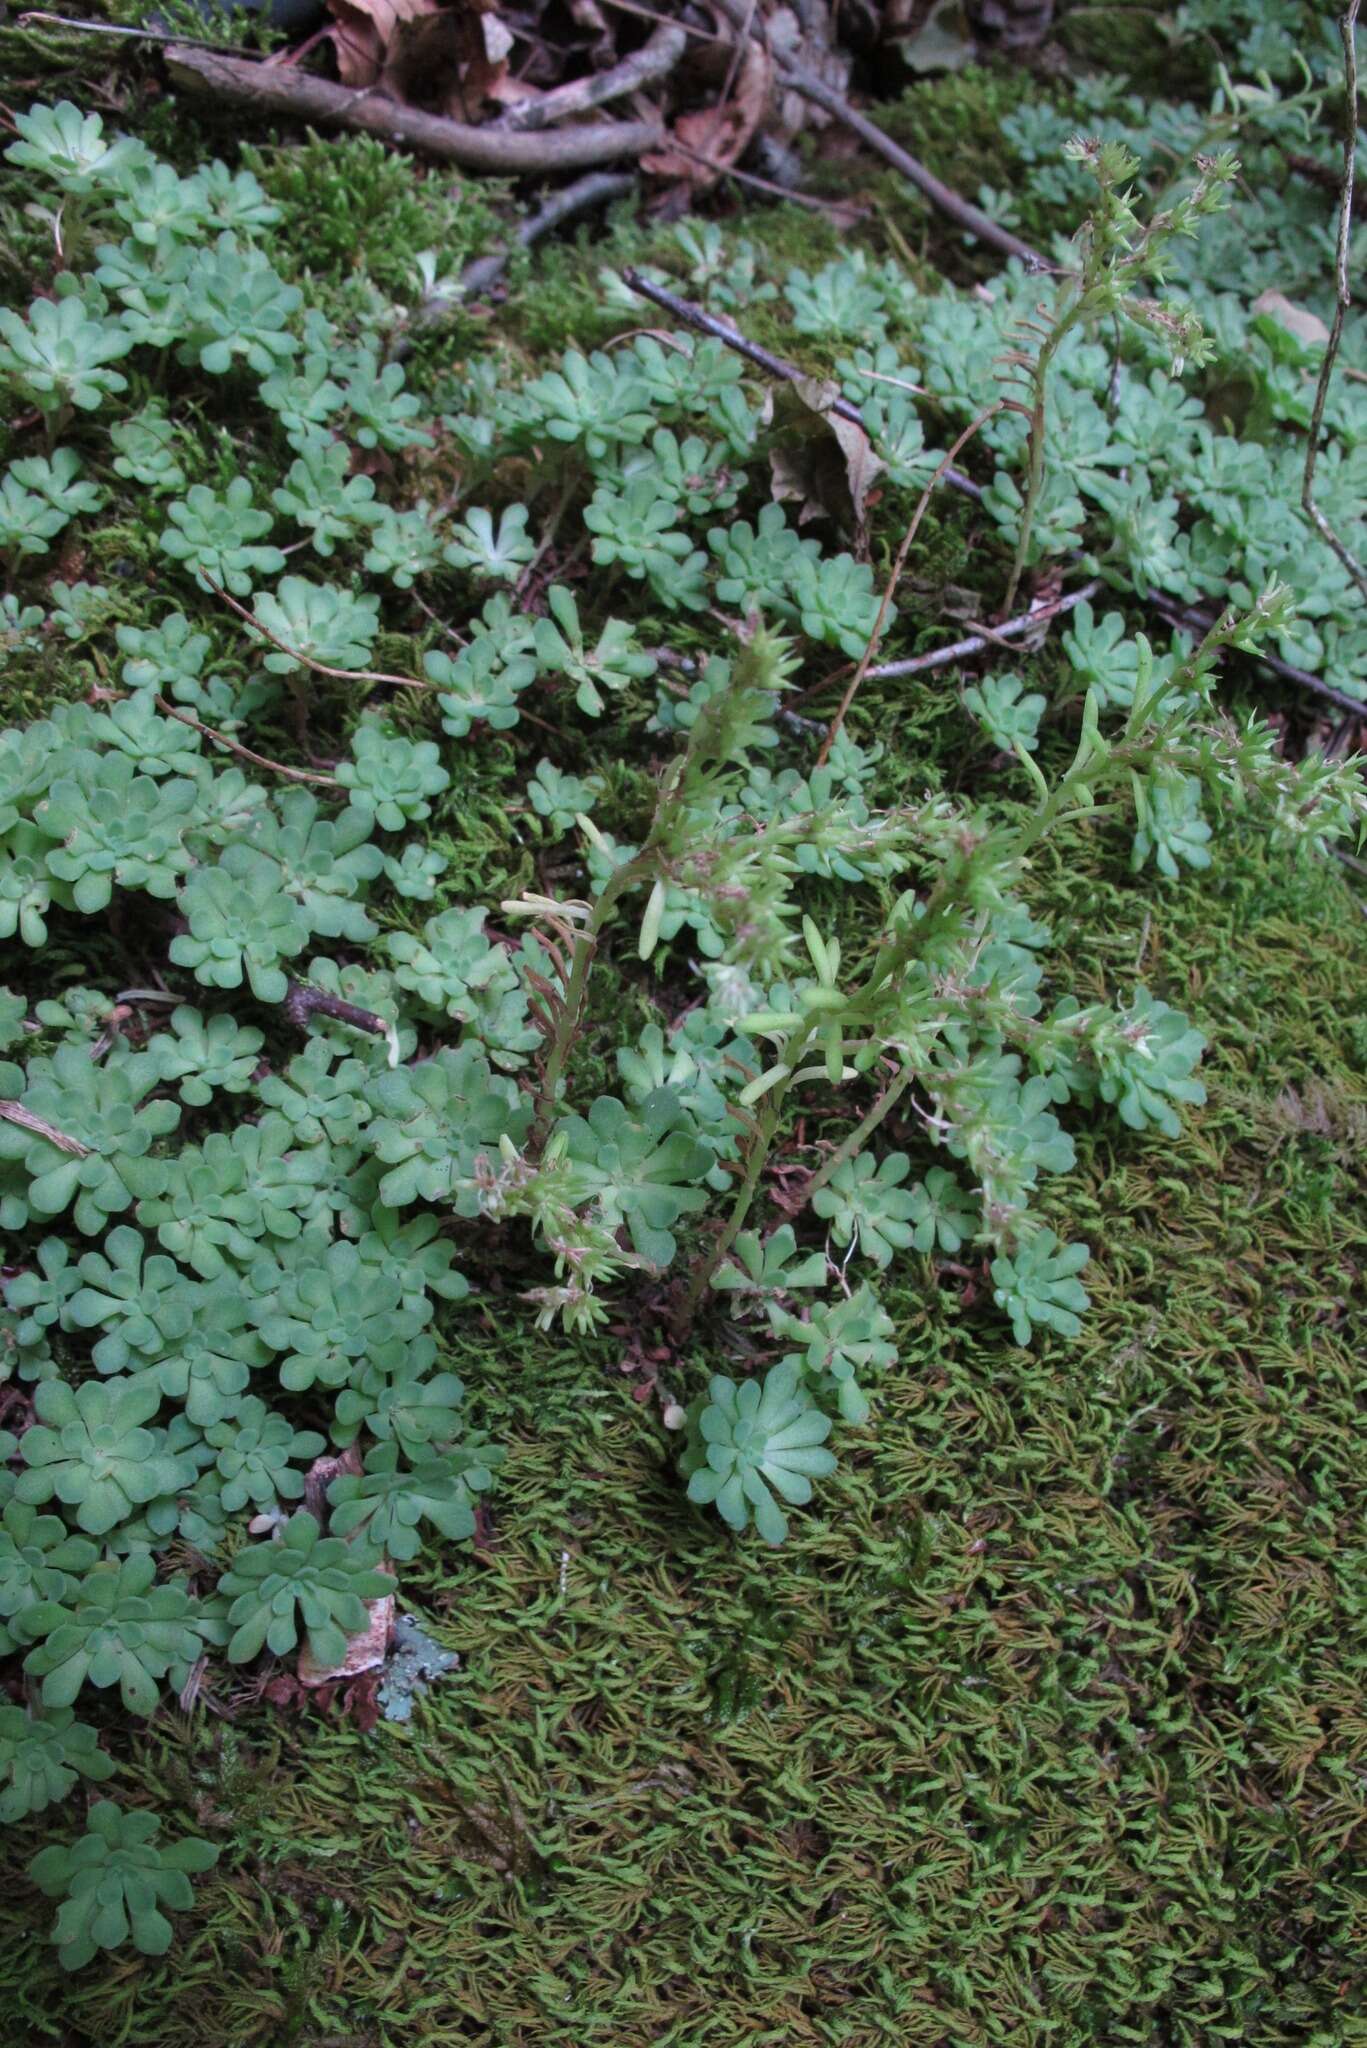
[282,980,392,1046]
[1301,3,1367,603]
[818,404,1004,764]
[710,0,1046,269]
[162,46,665,171]
[155,697,343,786]
[200,573,431,691]
[0,1102,91,1156]
[619,266,984,500]
[497,22,686,131]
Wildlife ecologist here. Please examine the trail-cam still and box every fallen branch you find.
[0,1101,91,1156]
[1301,3,1367,604]
[497,22,686,132]
[163,46,665,172]
[710,0,1046,269]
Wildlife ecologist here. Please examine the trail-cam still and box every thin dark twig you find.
[818,404,1004,764]
[709,0,1047,269]
[156,697,343,786]
[860,583,1103,682]
[1301,3,1367,601]
[619,266,984,499]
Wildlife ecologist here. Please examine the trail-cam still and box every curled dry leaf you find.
[325,0,527,119]
[643,41,773,189]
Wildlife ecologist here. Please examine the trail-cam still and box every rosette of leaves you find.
[158,479,285,596]
[340,354,429,452]
[363,503,445,589]
[812,1151,922,1269]
[145,1006,264,1107]
[4,1236,82,1359]
[556,1095,713,1267]
[85,692,205,777]
[787,552,887,660]
[257,1039,372,1146]
[3,98,143,190]
[28,1800,218,1970]
[583,480,696,586]
[708,504,818,617]
[218,1510,390,1666]
[10,445,103,522]
[355,1205,470,1312]
[1053,988,1206,1139]
[109,403,186,493]
[327,1438,503,1560]
[530,586,656,718]
[0,471,73,557]
[383,843,448,900]
[204,1395,325,1512]
[261,352,345,449]
[904,1167,979,1255]
[331,1348,467,1455]
[334,722,450,831]
[991,1230,1091,1346]
[137,1114,316,1278]
[0,293,131,417]
[527,759,604,836]
[178,232,301,376]
[683,1359,836,1545]
[14,1376,195,1535]
[768,1284,897,1425]
[429,631,536,737]
[711,1224,827,1296]
[248,790,383,944]
[154,1322,261,1430]
[116,611,213,695]
[0,827,57,946]
[110,159,211,244]
[365,1046,530,1209]
[963,672,1046,754]
[0,1501,99,1653]
[21,1554,205,1716]
[1131,771,1212,879]
[249,1232,432,1391]
[444,504,535,582]
[271,438,380,557]
[522,347,654,458]
[33,761,197,912]
[170,844,311,1002]
[66,1225,199,1373]
[0,1045,177,1235]
[385,906,527,1044]
[249,576,379,676]
[0,1705,113,1823]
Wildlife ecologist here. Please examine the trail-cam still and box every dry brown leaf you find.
[326,0,522,117]
[769,374,884,531]
[643,41,773,187]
